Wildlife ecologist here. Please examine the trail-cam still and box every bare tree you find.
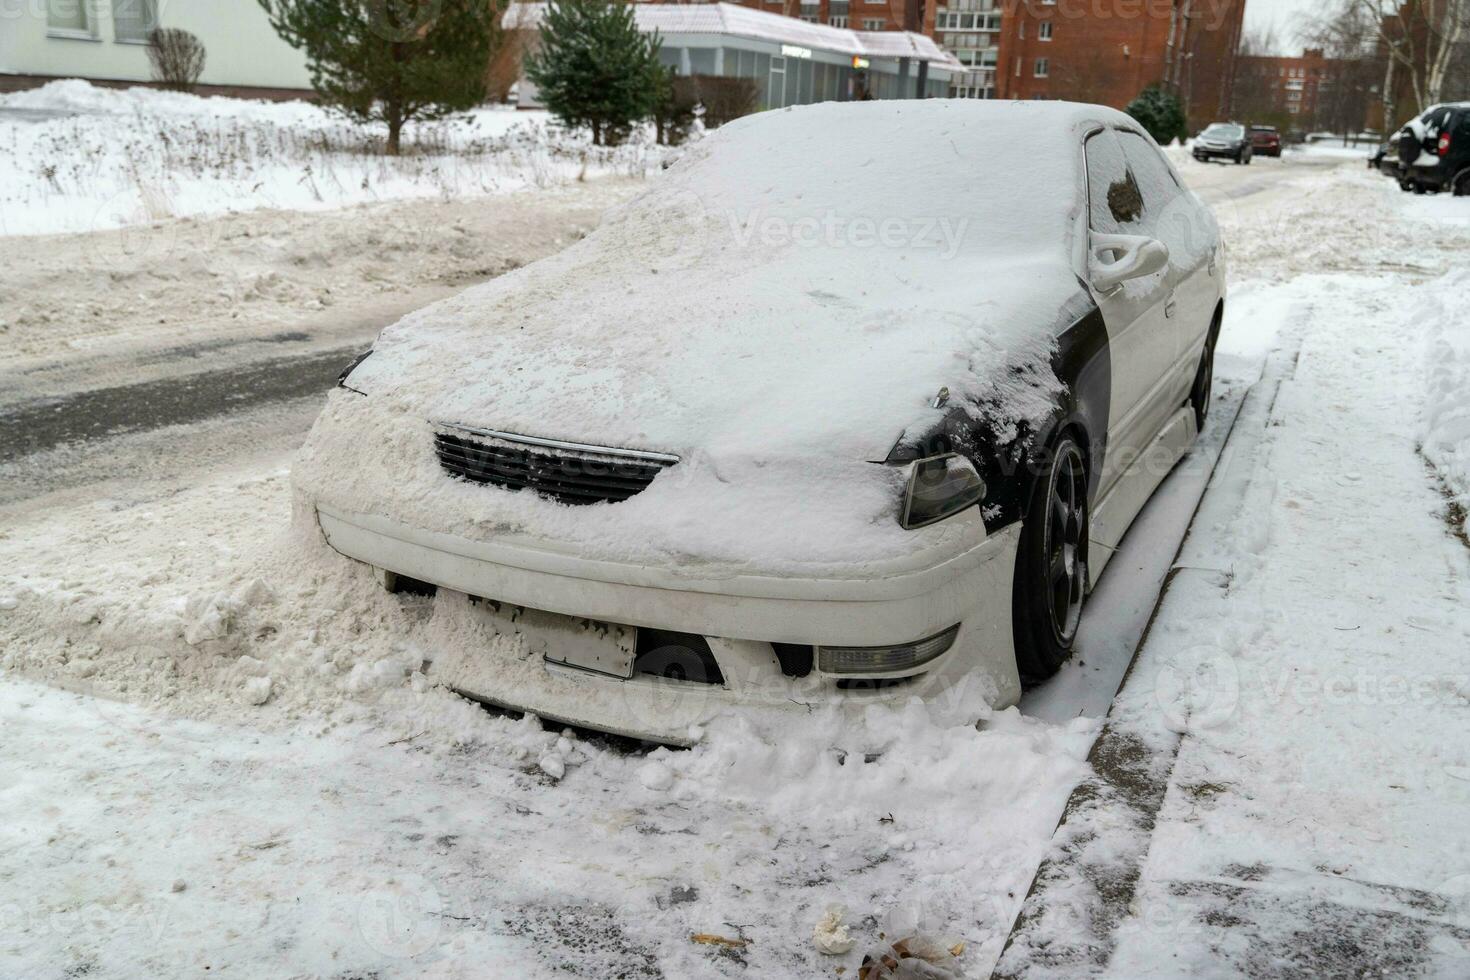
[146,28,206,93]
[1312,0,1470,128]
[1306,4,1382,136]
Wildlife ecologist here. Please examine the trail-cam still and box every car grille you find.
[433,425,677,506]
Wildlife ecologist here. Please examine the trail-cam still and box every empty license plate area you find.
[487,604,636,678]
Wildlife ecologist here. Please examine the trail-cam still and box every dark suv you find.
[1398,103,1470,194]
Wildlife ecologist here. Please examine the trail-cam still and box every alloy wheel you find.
[1044,445,1088,646]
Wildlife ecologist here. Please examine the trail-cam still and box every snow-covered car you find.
[294,101,1225,743]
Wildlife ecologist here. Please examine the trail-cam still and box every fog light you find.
[817,624,960,675]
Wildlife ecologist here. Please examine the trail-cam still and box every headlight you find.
[899,453,986,529]
[337,349,373,393]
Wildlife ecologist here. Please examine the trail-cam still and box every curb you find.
[991,348,1295,978]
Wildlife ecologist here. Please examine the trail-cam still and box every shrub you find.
[1125,83,1187,145]
[652,70,697,145]
[690,75,757,128]
[146,28,206,93]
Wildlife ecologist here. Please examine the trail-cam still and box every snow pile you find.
[0,456,1096,973]
[1421,268,1470,518]
[294,100,1128,569]
[0,80,667,237]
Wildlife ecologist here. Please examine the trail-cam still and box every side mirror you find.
[1090,232,1169,292]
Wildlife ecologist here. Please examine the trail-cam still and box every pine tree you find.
[257,0,499,155]
[525,0,663,146]
[1125,84,1188,146]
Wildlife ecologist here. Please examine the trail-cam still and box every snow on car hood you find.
[297,101,1118,569]
[346,100,1092,464]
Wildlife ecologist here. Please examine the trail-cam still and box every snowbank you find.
[1421,269,1470,517]
[0,80,667,236]
[0,456,1096,975]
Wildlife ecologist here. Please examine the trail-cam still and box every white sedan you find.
[293,100,1224,743]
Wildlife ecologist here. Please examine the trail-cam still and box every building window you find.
[1038,20,1052,40]
[112,0,157,43]
[862,18,886,29]
[46,0,94,36]
[1018,21,1024,38]
[829,14,848,25]
[1033,57,1048,77]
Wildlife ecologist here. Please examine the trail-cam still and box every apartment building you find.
[995,0,1245,124]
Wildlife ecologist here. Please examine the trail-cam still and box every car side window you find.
[1084,130,1142,235]
[1118,131,1181,235]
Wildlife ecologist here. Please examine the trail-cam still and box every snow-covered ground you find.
[2,140,1468,978]
[0,81,667,237]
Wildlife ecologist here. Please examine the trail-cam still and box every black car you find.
[1193,122,1252,164]
[1397,102,1470,195]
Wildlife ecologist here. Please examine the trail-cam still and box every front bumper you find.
[1193,145,1241,160]
[314,503,1022,742]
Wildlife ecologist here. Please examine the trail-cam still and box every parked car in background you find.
[1193,123,1252,164]
[296,101,1226,744]
[1249,125,1281,157]
[1398,102,1470,195]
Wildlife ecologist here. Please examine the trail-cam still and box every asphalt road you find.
[0,342,359,461]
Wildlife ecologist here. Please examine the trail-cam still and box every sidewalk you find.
[997,270,1470,977]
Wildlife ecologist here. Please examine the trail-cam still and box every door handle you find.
[1165,299,1177,319]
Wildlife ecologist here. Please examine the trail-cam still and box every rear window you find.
[1250,126,1277,133]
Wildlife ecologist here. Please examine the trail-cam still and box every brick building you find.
[640,0,1245,125]
[1234,48,1337,123]
[994,0,1245,125]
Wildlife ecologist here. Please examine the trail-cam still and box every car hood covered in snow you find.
[298,101,1119,569]
[344,100,1101,461]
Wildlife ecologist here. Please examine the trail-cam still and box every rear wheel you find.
[1013,435,1089,685]
[1189,321,1218,431]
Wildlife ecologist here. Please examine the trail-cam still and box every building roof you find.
[503,2,964,71]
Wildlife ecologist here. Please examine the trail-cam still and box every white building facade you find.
[0,0,311,95]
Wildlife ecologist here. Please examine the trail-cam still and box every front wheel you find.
[1012,435,1090,685]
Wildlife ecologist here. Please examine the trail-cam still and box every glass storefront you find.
[660,42,951,110]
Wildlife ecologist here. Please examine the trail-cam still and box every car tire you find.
[1188,317,1219,432]
[1413,182,1427,195]
[1455,173,1470,197]
[1012,433,1089,685]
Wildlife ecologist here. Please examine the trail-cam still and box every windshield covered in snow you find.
[627,100,1088,266]
[1202,124,1245,140]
